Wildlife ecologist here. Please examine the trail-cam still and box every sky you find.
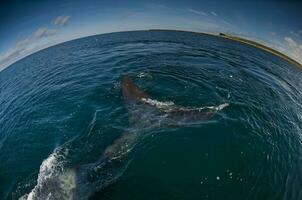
[0,0,302,71]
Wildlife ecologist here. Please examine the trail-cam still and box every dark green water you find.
[0,30,301,200]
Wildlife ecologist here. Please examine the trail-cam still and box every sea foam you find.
[141,98,229,112]
[20,150,76,200]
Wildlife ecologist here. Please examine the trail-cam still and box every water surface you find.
[0,30,302,200]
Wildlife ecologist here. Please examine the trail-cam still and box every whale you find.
[19,75,229,200]
[122,75,228,126]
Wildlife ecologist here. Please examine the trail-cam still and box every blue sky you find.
[0,0,302,71]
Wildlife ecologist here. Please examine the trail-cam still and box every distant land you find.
[149,29,302,69]
[218,33,302,69]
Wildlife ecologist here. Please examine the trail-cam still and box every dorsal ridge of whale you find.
[121,75,229,124]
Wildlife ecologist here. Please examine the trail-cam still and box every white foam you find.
[215,103,229,111]
[141,98,229,112]
[20,150,76,200]
[141,98,175,109]
[137,72,151,78]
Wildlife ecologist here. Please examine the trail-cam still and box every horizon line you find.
[1,29,301,73]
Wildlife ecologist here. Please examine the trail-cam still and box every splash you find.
[20,150,76,200]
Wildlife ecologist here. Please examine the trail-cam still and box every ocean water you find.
[0,30,302,200]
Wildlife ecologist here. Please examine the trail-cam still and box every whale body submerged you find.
[20,75,228,200]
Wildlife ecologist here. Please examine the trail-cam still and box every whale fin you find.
[122,75,150,103]
[121,75,228,125]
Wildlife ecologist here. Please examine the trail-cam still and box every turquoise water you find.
[0,30,302,200]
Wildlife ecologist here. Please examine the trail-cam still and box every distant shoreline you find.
[218,33,302,68]
[1,29,301,73]
[149,29,302,69]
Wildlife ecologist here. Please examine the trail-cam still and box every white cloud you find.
[0,15,71,71]
[210,11,218,16]
[283,36,302,64]
[187,8,207,16]
[221,20,231,27]
[284,37,298,48]
[53,15,70,26]
[0,27,56,70]
[0,27,56,71]
[289,30,300,38]
[35,27,57,38]
[0,38,36,70]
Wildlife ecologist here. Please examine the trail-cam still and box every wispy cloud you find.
[0,15,71,71]
[0,30,52,70]
[283,36,302,64]
[53,15,70,26]
[34,27,57,38]
[210,11,218,16]
[187,8,207,16]
[0,38,40,70]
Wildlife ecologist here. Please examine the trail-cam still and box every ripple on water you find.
[0,30,301,200]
